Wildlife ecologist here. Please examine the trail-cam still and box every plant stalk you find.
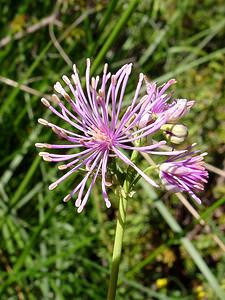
[106,189,128,300]
[107,150,139,300]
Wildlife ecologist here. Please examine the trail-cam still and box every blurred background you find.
[0,0,225,299]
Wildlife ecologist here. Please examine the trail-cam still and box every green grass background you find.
[0,0,225,299]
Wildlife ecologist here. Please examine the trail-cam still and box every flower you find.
[36,59,199,212]
[159,145,209,204]
[155,278,168,289]
[138,77,195,128]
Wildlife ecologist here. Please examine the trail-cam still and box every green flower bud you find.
[160,123,188,144]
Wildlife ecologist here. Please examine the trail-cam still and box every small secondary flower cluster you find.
[36,59,208,212]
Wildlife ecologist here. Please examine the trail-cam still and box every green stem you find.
[107,150,139,300]
[107,188,128,300]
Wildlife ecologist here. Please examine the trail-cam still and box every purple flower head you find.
[139,77,195,128]
[36,59,197,212]
[159,145,209,204]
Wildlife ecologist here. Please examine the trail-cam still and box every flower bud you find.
[138,112,151,128]
[161,123,188,144]
[166,99,195,122]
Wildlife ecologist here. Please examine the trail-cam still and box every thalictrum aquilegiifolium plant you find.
[36,59,208,299]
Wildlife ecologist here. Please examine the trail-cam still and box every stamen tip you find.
[49,183,57,190]
[39,151,48,156]
[58,165,67,170]
[54,81,63,94]
[52,94,61,104]
[139,73,144,80]
[77,206,83,213]
[91,77,95,88]
[106,201,111,208]
[126,64,132,74]
[63,194,71,202]
[103,63,108,73]
[43,156,52,162]
[64,92,71,102]
[35,143,43,148]
[169,78,177,84]
[71,74,77,85]
[41,98,50,107]
[75,199,81,207]
[86,58,90,66]
[38,118,48,126]
[111,75,116,85]
[73,64,77,74]
[62,75,70,85]
[201,152,208,157]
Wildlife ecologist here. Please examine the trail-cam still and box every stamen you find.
[200,152,208,157]
[35,143,47,148]
[41,98,50,107]
[39,152,48,156]
[63,194,71,202]
[105,201,111,208]
[71,74,78,86]
[58,165,67,170]
[49,182,58,190]
[62,75,71,85]
[54,81,64,94]
[91,77,95,89]
[103,63,108,74]
[43,156,52,162]
[86,58,91,67]
[51,94,61,105]
[111,75,116,85]
[38,118,48,126]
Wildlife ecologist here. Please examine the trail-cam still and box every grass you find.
[0,0,225,299]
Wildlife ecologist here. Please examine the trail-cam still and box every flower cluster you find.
[36,59,208,212]
[160,145,208,204]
